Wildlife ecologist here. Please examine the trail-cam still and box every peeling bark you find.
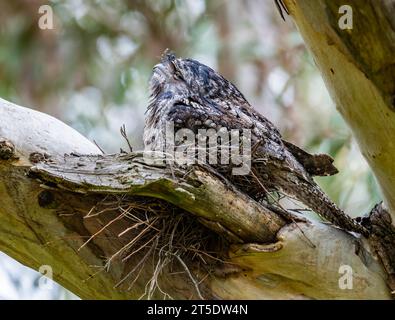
[0,98,392,299]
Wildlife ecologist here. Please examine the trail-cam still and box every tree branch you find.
[0,97,391,299]
[283,0,395,223]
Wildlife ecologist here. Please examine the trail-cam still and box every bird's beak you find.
[160,48,176,64]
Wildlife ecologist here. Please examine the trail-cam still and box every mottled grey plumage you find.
[144,52,367,236]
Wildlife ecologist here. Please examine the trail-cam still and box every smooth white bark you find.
[0,97,391,299]
[0,97,100,160]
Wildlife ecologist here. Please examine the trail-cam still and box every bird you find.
[143,51,368,236]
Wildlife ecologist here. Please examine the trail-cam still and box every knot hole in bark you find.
[0,140,16,160]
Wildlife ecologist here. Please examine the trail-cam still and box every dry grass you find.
[79,195,229,299]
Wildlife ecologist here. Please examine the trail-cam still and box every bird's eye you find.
[170,60,183,80]
[174,70,183,80]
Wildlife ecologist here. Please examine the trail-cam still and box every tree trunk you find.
[0,0,394,299]
[0,96,392,299]
[283,0,395,221]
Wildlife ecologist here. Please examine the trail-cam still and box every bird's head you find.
[148,50,248,109]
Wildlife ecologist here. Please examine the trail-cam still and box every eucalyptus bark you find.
[0,97,392,299]
[282,0,395,292]
[283,0,395,221]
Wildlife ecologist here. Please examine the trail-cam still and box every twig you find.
[120,124,133,152]
[172,253,204,300]
[93,140,106,154]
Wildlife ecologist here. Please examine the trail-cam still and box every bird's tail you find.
[283,178,368,236]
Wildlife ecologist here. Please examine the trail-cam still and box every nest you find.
[79,194,229,299]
